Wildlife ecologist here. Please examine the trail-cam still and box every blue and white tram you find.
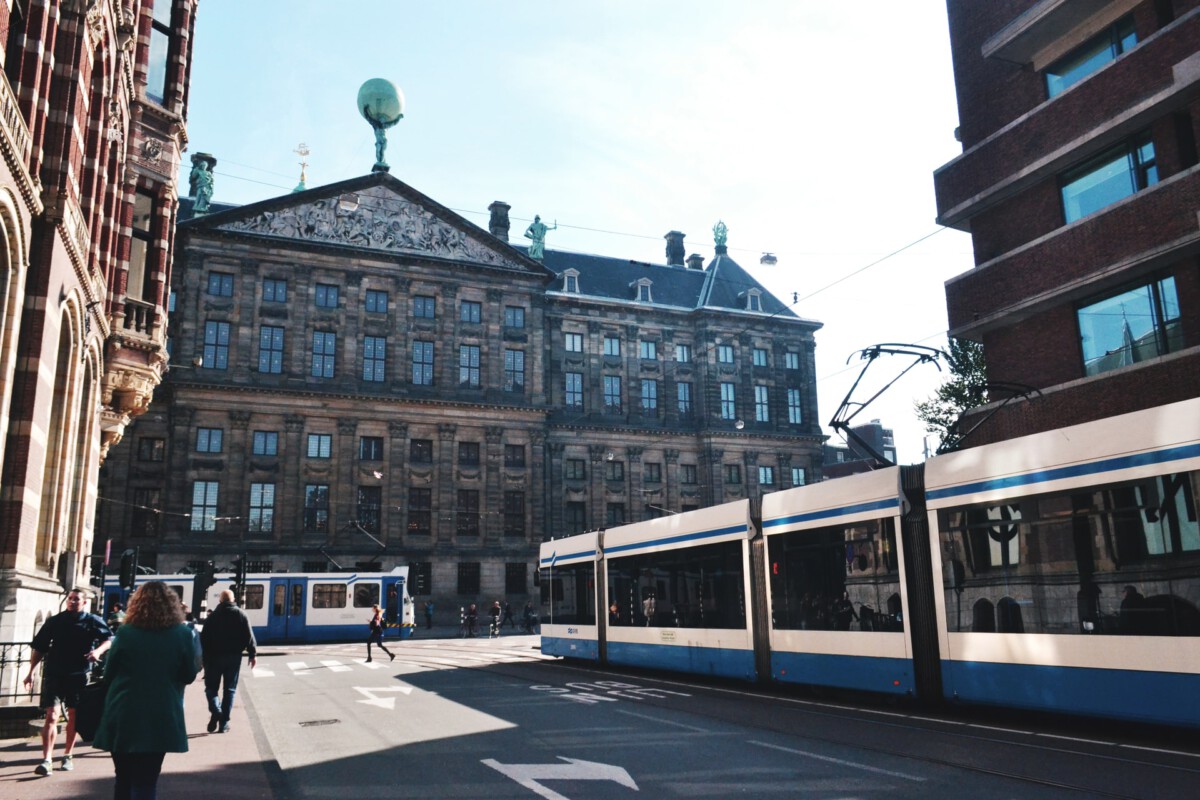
[539,531,601,661]
[602,500,759,680]
[541,399,1200,729]
[760,467,917,695]
[105,568,415,645]
[925,397,1200,727]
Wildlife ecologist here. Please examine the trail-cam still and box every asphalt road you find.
[240,635,1200,799]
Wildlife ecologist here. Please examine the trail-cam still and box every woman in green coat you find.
[93,581,199,799]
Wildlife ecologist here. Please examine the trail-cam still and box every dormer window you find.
[742,289,763,312]
[563,270,580,293]
[632,278,653,303]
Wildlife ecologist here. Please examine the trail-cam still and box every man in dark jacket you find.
[24,589,112,775]
[199,589,256,734]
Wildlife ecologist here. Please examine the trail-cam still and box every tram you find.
[541,397,1200,728]
[103,567,415,644]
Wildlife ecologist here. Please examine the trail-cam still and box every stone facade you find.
[97,171,825,609]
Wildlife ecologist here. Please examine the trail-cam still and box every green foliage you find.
[915,338,987,448]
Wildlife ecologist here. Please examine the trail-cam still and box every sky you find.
[180,1,973,464]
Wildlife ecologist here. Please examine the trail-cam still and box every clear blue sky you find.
[182,1,972,463]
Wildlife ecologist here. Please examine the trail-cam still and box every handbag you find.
[74,674,107,742]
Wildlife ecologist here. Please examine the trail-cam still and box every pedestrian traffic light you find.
[118,548,138,590]
[192,560,216,614]
[89,557,106,589]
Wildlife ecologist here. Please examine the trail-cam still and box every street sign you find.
[482,757,638,800]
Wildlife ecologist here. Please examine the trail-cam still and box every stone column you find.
[483,426,503,544]
[336,418,358,543]
[439,423,458,543]
[283,415,306,543]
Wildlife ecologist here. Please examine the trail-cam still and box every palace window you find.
[565,372,583,408]
[315,283,339,309]
[306,433,332,459]
[190,481,219,532]
[459,345,480,387]
[460,300,481,323]
[248,483,275,533]
[304,484,329,532]
[413,295,436,319]
[257,326,285,374]
[202,321,230,370]
[263,279,287,303]
[195,427,223,454]
[412,341,434,385]
[252,431,278,456]
[311,331,336,378]
[363,335,386,382]
[364,289,388,313]
[504,349,525,392]
[206,272,233,297]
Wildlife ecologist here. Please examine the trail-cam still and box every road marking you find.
[749,740,926,782]
[360,660,387,669]
[354,685,414,710]
[482,756,638,800]
[250,666,274,677]
[287,661,315,676]
[321,660,352,672]
[615,708,709,733]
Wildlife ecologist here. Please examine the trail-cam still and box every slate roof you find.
[536,245,806,321]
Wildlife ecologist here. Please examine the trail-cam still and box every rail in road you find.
[241,636,1200,799]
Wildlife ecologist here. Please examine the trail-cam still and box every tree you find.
[915,338,987,450]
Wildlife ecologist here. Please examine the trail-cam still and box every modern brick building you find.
[0,1,197,638]
[934,0,1199,445]
[96,171,825,608]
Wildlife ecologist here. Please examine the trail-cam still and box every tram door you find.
[267,578,307,641]
[383,577,403,626]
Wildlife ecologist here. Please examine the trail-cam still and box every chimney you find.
[686,253,704,270]
[664,230,685,266]
[488,201,511,241]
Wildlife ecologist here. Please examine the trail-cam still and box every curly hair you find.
[123,581,186,630]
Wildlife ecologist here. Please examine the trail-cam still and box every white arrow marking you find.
[353,685,414,710]
[482,756,638,800]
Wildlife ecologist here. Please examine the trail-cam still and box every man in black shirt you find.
[24,589,112,775]
[199,589,257,733]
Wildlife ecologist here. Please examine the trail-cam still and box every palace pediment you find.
[188,172,549,276]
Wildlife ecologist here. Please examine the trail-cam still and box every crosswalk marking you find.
[253,640,553,680]
[360,660,386,669]
[250,666,275,678]
[321,660,352,672]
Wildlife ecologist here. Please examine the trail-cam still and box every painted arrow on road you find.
[353,685,414,709]
[482,756,638,800]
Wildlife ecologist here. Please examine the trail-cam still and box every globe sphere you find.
[357,78,405,126]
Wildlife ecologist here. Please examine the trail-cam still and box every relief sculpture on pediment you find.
[220,186,518,267]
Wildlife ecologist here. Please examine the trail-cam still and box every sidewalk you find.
[0,676,275,800]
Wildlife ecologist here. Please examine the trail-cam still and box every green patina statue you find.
[713,220,728,247]
[524,215,556,260]
[357,79,405,173]
[190,160,213,214]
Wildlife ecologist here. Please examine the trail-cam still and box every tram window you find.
[938,469,1200,637]
[273,585,285,616]
[312,583,347,609]
[767,518,902,633]
[353,584,380,608]
[539,564,595,625]
[606,540,746,629]
[243,585,264,611]
[168,585,185,603]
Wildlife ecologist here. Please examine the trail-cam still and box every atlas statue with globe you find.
[358,78,405,172]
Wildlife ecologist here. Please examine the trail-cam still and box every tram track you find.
[486,657,1199,799]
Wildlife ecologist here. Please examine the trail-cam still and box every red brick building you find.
[0,1,197,639]
[934,0,1199,445]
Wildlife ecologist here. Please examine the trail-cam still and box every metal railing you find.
[0,642,38,706]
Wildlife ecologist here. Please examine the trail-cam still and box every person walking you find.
[424,600,434,630]
[23,588,112,776]
[199,589,257,733]
[366,604,395,662]
[92,581,199,800]
[501,601,515,629]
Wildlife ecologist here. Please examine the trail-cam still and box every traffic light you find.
[89,557,106,589]
[192,560,216,614]
[118,548,138,590]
